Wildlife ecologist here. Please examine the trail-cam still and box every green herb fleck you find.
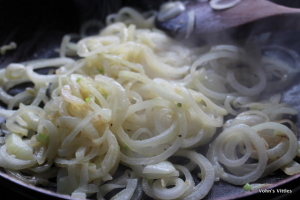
[36,133,49,144]
[122,144,129,150]
[97,68,104,74]
[102,93,108,99]
[177,103,182,107]
[243,183,251,191]
[100,88,108,99]
[88,162,96,167]
[85,97,91,102]
[76,78,81,82]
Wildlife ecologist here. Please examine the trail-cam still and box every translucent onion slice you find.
[152,177,186,199]
[157,1,185,22]
[142,161,179,178]
[281,160,300,175]
[110,179,138,200]
[5,133,34,160]
[210,0,241,10]
[0,145,36,170]
[207,124,268,185]
[174,150,215,200]
[251,122,298,176]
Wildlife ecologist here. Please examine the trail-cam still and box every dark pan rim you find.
[1,168,300,200]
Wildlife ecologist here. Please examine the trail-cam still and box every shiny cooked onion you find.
[0,5,299,200]
[210,0,241,10]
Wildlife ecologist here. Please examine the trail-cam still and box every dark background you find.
[0,0,168,67]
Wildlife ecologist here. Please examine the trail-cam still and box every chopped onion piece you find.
[142,161,179,178]
[5,133,34,160]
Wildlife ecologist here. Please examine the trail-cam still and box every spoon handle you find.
[155,0,300,45]
[218,0,300,28]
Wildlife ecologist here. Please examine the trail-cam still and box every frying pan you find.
[1,0,300,199]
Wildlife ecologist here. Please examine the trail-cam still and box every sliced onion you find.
[210,0,241,10]
[157,1,185,22]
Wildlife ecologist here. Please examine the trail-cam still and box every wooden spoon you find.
[155,0,300,45]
